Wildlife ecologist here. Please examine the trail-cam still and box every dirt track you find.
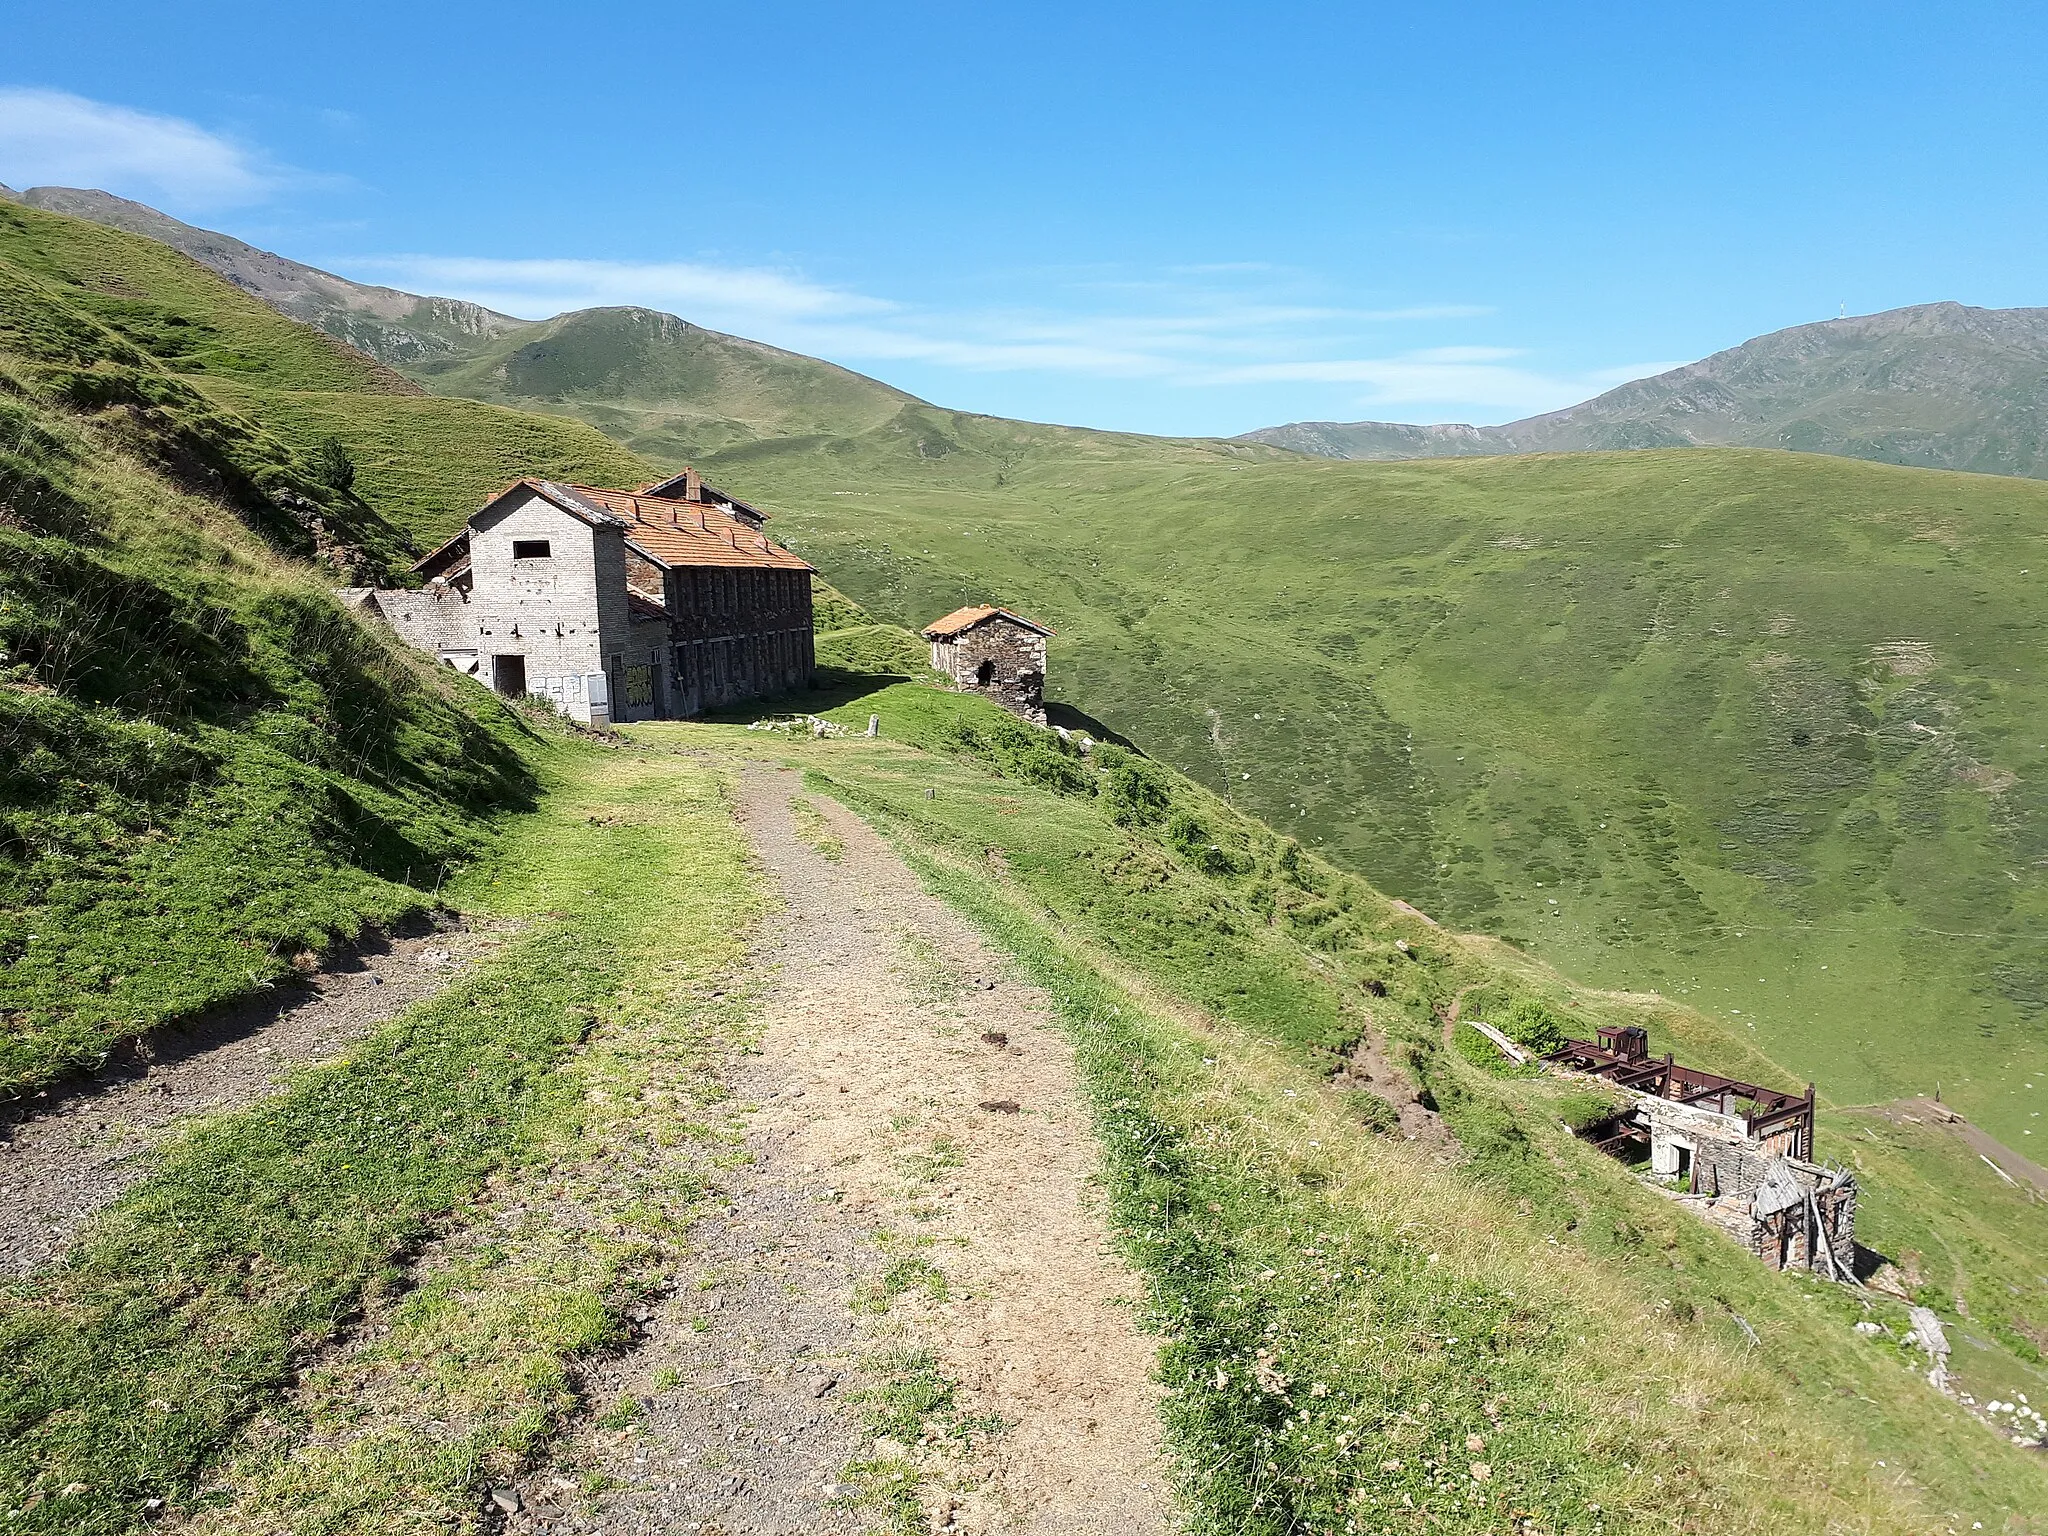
[1873,1096,2048,1196]
[508,763,1169,1536]
[0,917,509,1277]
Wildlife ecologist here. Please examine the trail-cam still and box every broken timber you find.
[1537,1024,1859,1282]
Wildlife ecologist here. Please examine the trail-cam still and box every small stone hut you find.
[921,605,1053,723]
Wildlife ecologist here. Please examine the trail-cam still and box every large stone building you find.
[921,605,1053,723]
[355,471,814,724]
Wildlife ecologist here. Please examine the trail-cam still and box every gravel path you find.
[509,763,1170,1536]
[1875,1095,2048,1194]
[0,915,511,1276]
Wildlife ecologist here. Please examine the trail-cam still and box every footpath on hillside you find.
[503,762,1169,1536]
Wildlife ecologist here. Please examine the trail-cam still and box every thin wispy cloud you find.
[0,87,280,208]
[344,253,1544,389]
[352,254,893,324]
[336,248,1676,418]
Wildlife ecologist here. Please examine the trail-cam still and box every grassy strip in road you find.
[0,745,760,1535]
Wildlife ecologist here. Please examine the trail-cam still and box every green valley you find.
[4,189,2047,1533]
[694,426,2048,1150]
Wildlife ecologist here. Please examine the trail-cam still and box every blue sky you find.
[4,0,2045,437]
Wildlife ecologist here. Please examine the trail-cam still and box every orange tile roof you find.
[920,605,1054,639]
[566,484,813,572]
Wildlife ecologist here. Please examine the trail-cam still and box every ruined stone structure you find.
[1551,1025,1859,1281]
[921,606,1053,723]
[352,473,813,724]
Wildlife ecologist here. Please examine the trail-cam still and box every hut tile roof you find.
[921,604,1055,639]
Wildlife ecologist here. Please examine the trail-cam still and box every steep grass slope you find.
[694,425,2048,1151]
[3,186,526,368]
[0,202,659,552]
[0,210,566,1095]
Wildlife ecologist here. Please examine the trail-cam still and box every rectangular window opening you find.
[511,539,552,560]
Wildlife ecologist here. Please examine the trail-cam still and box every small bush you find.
[1100,745,1174,827]
[1497,996,1571,1053]
[1166,809,1241,877]
[316,435,356,493]
[1342,1087,1402,1135]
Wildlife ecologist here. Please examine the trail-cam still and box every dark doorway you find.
[492,653,527,697]
[975,658,997,686]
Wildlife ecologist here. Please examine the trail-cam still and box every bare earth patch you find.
[1875,1096,2048,1196]
[512,764,1169,1536]
[0,916,511,1276]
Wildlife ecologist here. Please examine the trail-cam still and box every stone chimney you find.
[684,467,703,501]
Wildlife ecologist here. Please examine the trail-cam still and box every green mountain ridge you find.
[411,301,919,459]
[1242,301,2048,479]
[19,192,2042,1152]
[3,186,2047,1534]
[1,188,921,463]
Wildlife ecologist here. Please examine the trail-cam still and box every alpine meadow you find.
[6,27,2048,1532]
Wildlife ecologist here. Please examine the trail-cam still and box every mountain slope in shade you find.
[1242,302,2048,478]
[5,186,524,366]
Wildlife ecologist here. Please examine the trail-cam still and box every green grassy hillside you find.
[684,425,2048,1151]
[0,202,658,1093]
[0,340,541,1099]
[0,202,659,555]
[411,304,917,462]
[0,203,415,398]
[199,383,655,548]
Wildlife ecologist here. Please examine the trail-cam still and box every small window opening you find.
[975,658,997,686]
[511,539,552,560]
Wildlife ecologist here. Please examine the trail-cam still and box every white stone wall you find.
[469,489,610,722]
[372,588,475,653]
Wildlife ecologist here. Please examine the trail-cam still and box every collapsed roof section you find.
[637,467,767,528]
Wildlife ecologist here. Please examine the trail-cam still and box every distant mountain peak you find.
[1240,300,2048,479]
